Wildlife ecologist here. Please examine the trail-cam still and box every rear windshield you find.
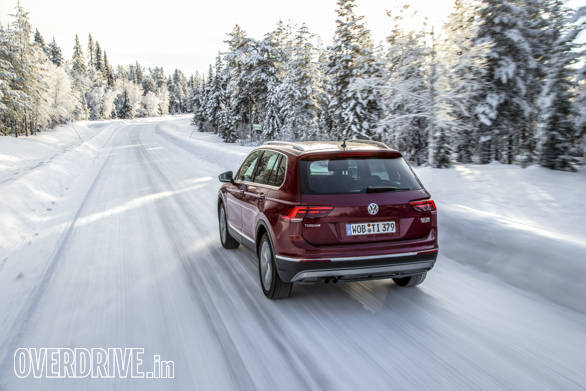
[299,157,422,194]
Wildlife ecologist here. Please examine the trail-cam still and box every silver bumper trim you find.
[290,261,434,282]
[276,249,437,263]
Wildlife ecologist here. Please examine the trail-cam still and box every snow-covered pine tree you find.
[166,69,188,113]
[575,63,586,160]
[426,28,452,168]
[70,34,89,120]
[94,42,103,73]
[135,61,144,85]
[536,2,585,170]
[103,51,114,87]
[150,67,166,89]
[7,3,49,135]
[207,55,231,136]
[149,66,169,115]
[47,37,63,67]
[258,22,293,140]
[84,38,107,120]
[33,28,44,47]
[174,69,188,112]
[440,0,489,163]
[196,63,213,131]
[85,70,106,120]
[378,7,429,165]
[166,75,176,113]
[33,28,50,59]
[261,79,283,140]
[193,74,207,130]
[249,34,284,140]
[316,46,333,139]
[475,0,538,164]
[71,34,85,74]
[217,100,238,142]
[87,34,95,71]
[114,79,141,119]
[0,25,19,135]
[325,0,366,140]
[185,73,198,114]
[142,74,156,95]
[224,25,255,140]
[157,84,169,116]
[278,24,320,140]
[322,0,385,141]
[346,25,385,141]
[117,89,133,119]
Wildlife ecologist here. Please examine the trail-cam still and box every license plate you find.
[346,221,396,236]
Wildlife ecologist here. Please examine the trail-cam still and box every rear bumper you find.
[275,250,438,283]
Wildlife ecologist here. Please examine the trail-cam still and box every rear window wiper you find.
[365,186,411,193]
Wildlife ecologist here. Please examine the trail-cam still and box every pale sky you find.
[2,0,584,77]
[0,0,457,76]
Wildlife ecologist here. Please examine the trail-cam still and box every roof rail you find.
[351,139,390,149]
[265,141,305,151]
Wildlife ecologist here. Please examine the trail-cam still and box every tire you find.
[218,203,239,249]
[258,234,293,299]
[393,272,427,287]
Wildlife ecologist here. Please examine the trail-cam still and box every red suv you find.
[217,140,438,299]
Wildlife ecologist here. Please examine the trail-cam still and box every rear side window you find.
[299,157,422,194]
[254,151,286,187]
[270,155,286,187]
[236,151,261,182]
[254,151,280,185]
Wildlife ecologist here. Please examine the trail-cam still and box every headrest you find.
[328,159,349,172]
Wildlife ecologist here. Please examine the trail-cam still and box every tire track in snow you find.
[149,124,331,388]
[134,128,330,389]
[131,130,257,391]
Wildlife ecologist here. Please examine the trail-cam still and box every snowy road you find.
[1,117,586,390]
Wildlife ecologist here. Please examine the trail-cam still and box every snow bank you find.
[0,121,119,254]
[417,164,586,313]
[0,120,119,334]
[0,121,108,184]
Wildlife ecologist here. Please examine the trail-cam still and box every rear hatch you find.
[298,153,432,245]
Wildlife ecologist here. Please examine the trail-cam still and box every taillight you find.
[280,206,307,222]
[280,206,333,222]
[409,199,436,212]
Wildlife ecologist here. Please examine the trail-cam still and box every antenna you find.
[341,139,347,149]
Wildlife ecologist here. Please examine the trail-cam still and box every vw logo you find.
[367,203,379,215]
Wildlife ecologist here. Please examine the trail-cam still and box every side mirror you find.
[219,171,234,183]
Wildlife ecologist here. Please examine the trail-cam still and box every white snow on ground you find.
[0,115,585,390]
[0,121,108,184]
[417,164,586,313]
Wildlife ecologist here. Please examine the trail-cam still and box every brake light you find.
[280,206,333,222]
[337,152,373,157]
[409,199,436,212]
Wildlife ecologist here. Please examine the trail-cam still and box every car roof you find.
[257,140,400,157]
